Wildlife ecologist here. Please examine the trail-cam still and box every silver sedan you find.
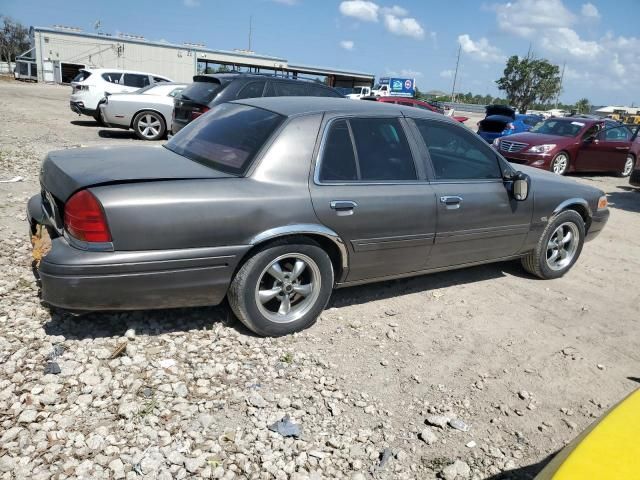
[99,83,186,140]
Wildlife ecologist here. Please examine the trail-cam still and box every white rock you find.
[442,460,470,480]
[420,427,438,445]
[425,414,450,429]
[108,458,126,479]
[18,409,37,423]
[247,392,268,408]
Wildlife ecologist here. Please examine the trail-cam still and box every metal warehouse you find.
[16,26,374,89]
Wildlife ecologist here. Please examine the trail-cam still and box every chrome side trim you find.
[249,224,349,277]
[335,254,523,288]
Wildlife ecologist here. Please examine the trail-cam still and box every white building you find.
[17,25,374,89]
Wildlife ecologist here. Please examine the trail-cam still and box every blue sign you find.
[389,77,415,97]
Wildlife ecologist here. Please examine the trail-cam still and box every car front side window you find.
[415,119,502,180]
[102,72,123,84]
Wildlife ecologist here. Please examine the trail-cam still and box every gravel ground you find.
[1,79,639,480]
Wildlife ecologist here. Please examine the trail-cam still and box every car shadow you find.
[42,260,532,340]
[70,119,100,127]
[606,190,640,213]
[329,260,530,309]
[484,451,558,479]
[98,129,138,140]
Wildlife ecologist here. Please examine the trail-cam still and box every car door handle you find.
[330,200,358,211]
[440,196,463,209]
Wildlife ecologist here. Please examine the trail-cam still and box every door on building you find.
[53,61,62,83]
[42,60,54,82]
[60,63,85,84]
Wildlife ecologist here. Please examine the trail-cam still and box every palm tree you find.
[575,98,591,114]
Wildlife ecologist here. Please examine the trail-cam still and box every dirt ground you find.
[1,80,639,480]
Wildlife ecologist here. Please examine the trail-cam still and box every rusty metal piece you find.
[31,225,52,266]
[109,342,128,359]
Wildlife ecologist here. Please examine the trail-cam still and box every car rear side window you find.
[153,76,169,83]
[274,82,310,96]
[319,118,417,182]
[415,120,502,180]
[73,71,91,82]
[180,80,225,104]
[319,120,358,182]
[123,73,150,88]
[164,103,284,175]
[101,72,122,84]
[236,81,266,99]
[307,84,342,98]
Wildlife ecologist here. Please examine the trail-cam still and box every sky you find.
[3,0,639,105]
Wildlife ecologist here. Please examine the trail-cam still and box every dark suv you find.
[171,73,344,134]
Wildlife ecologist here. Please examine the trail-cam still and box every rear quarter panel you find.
[92,114,323,251]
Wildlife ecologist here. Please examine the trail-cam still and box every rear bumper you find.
[70,101,96,116]
[171,119,188,135]
[28,194,249,311]
[586,209,609,242]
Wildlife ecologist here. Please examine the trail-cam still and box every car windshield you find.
[530,119,584,137]
[164,103,284,175]
[180,80,225,104]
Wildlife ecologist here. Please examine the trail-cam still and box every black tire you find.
[550,152,569,175]
[227,238,334,337]
[619,154,635,177]
[93,102,105,126]
[521,210,585,279]
[132,110,166,141]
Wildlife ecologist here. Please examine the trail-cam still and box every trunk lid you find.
[41,145,233,201]
[485,105,516,119]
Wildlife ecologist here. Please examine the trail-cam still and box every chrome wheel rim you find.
[552,154,568,175]
[255,253,321,324]
[546,222,579,271]
[138,114,161,138]
[623,155,634,176]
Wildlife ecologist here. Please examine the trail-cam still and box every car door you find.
[579,124,632,173]
[411,118,533,269]
[309,116,437,282]
[574,123,607,172]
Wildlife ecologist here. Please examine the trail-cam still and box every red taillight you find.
[64,190,111,243]
[190,106,210,121]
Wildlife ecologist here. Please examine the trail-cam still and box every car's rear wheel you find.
[93,102,105,126]
[133,111,166,141]
[521,210,585,279]
[228,239,334,337]
[550,152,569,175]
[620,154,635,177]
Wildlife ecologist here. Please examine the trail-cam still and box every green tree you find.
[575,98,591,114]
[0,16,30,70]
[496,55,561,113]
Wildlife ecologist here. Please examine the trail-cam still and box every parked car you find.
[535,389,640,479]
[363,96,469,123]
[70,68,173,123]
[171,73,343,134]
[493,117,638,176]
[28,98,609,337]
[477,105,543,143]
[99,82,187,140]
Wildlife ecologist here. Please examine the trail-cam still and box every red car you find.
[364,96,469,123]
[494,117,638,176]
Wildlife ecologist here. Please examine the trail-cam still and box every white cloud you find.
[340,40,355,50]
[183,0,199,6]
[440,69,454,78]
[385,68,423,78]
[458,34,504,62]
[383,14,424,39]
[381,5,408,16]
[495,0,575,36]
[339,0,379,22]
[581,2,600,18]
[539,27,601,59]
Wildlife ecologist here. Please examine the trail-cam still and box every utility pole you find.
[555,61,565,109]
[248,15,253,52]
[450,44,461,102]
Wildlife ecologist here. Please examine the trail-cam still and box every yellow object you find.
[536,389,640,479]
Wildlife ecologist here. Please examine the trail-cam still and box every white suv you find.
[69,68,173,122]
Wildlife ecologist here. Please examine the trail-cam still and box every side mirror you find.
[512,171,530,201]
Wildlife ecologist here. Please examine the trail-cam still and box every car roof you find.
[81,68,170,77]
[547,117,600,125]
[194,73,334,86]
[232,96,449,121]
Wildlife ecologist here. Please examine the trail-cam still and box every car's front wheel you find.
[228,239,334,337]
[521,210,585,279]
[133,111,166,141]
[620,154,635,177]
[550,152,569,175]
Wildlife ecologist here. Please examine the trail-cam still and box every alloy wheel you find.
[552,154,568,175]
[623,155,634,176]
[137,114,162,138]
[255,253,321,324]
[546,222,580,271]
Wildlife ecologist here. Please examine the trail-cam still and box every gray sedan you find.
[99,83,186,140]
[28,98,609,336]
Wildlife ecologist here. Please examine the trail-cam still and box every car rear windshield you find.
[164,103,284,175]
[72,71,91,82]
[530,119,584,137]
[180,80,225,105]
